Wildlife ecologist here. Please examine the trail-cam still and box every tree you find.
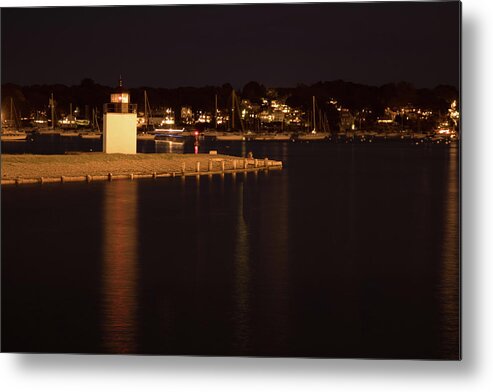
[80,78,95,88]
[242,81,266,103]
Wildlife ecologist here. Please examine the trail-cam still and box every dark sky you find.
[1,2,460,89]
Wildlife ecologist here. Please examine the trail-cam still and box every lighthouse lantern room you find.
[103,77,137,154]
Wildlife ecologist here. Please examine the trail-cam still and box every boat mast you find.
[10,97,13,127]
[214,93,218,129]
[234,91,244,133]
[231,90,235,131]
[9,97,20,131]
[92,107,100,132]
[50,93,55,130]
[312,95,316,133]
[144,90,148,127]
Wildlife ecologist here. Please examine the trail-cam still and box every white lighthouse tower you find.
[103,77,137,154]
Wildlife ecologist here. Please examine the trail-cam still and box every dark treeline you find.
[1,79,458,120]
[282,81,458,116]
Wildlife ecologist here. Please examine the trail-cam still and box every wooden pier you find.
[1,153,282,186]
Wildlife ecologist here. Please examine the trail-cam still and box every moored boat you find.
[253,133,292,141]
[1,132,27,141]
[297,131,329,141]
[216,133,246,141]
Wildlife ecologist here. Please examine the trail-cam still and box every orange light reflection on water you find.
[102,181,138,354]
[233,181,251,352]
[439,145,460,358]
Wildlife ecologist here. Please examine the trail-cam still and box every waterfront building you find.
[215,109,228,126]
[103,77,137,154]
[181,106,194,124]
[160,107,175,126]
[196,111,212,124]
[448,99,459,127]
[340,108,354,131]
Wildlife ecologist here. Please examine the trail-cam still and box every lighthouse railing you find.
[103,103,138,114]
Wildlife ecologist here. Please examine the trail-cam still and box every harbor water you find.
[1,141,460,358]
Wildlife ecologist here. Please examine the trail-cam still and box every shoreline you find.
[1,153,282,186]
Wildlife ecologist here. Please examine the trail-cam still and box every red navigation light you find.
[194,131,199,136]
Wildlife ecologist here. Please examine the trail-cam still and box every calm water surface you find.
[1,142,460,358]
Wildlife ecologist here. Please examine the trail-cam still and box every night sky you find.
[1,2,460,89]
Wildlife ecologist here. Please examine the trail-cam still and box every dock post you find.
[264,157,269,168]
[153,172,157,179]
[108,173,113,181]
[254,159,258,168]
[129,173,134,180]
[86,174,92,182]
[244,159,248,169]
[233,160,237,170]
[181,162,186,175]
[61,176,66,183]
[208,160,213,171]
[196,161,201,173]
[221,160,225,172]
[40,177,44,184]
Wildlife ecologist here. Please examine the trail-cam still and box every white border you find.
[2,1,492,391]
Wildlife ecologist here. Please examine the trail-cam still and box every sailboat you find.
[1,98,27,141]
[216,90,246,141]
[59,103,78,128]
[298,96,329,141]
[137,90,156,132]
